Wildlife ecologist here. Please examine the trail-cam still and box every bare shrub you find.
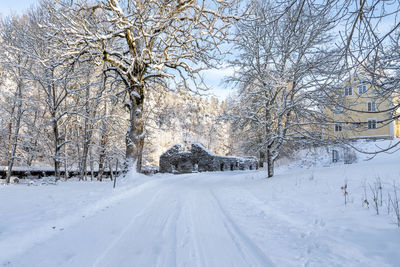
[362,181,369,209]
[386,192,392,215]
[344,148,357,164]
[391,183,400,227]
[341,181,349,205]
[369,182,380,215]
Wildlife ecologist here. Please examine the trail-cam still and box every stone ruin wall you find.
[160,143,258,174]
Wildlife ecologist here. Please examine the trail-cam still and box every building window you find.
[358,84,367,94]
[335,124,343,132]
[344,86,352,96]
[367,119,377,129]
[367,101,376,112]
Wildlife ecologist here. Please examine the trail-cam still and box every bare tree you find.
[55,0,243,172]
[22,6,84,180]
[341,0,400,142]
[226,0,337,177]
[0,3,130,180]
[0,16,33,183]
[300,0,400,152]
[74,62,106,181]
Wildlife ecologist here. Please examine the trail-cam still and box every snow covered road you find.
[2,174,275,267]
[1,158,400,267]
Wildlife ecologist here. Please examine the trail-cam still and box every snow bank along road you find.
[1,160,400,266]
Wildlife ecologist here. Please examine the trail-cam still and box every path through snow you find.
[1,153,400,266]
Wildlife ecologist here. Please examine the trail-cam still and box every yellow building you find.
[394,96,400,137]
[325,76,400,139]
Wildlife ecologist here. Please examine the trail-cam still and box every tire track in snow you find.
[92,186,167,267]
[93,177,189,267]
[214,186,326,266]
[183,191,207,267]
[153,196,182,267]
[209,190,275,267]
[177,180,273,267]
[214,186,384,267]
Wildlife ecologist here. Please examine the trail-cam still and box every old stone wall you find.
[159,143,258,174]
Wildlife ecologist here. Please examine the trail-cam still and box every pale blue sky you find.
[0,0,38,17]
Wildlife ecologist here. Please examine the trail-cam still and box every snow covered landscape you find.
[1,140,400,267]
[1,0,400,266]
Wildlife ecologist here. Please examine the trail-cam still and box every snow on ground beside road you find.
[0,172,157,263]
[276,138,400,171]
[1,139,400,266]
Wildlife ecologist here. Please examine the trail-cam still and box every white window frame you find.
[334,123,343,132]
[367,119,377,130]
[344,86,352,96]
[367,101,376,112]
[358,84,367,94]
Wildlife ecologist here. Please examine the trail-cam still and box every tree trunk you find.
[89,151,94,181]
[48,68,62,181]
[26,110,39,167]
[125,88,145,172]
[113,159,119,189]
[80,144,88,181]
[109,160,114,181]
[64,152,68,180]
[52,116,61,181]
[259,151,265,168]
[79,120,89,181]
[6,80,23,184]
[266,147,274,178]
[98,102,108,181]
[63,116,70,181]
[80,74,93,181]
[98,136,106,182]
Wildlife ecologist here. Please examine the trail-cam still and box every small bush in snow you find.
[362,181,369,209]
[341,181,349,205]
[360,179,400,227]
[344,148,357,164]
[386,192,392,215]
[390,183,400,227]
[369,177,383,215]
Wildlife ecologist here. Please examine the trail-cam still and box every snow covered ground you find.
[1,140,400,266]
